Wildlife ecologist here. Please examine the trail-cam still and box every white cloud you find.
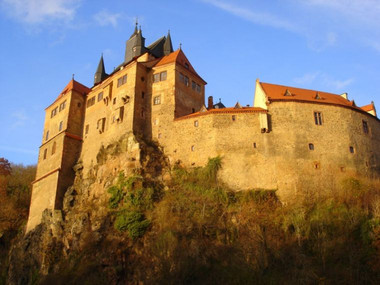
[93,10,121,28]
[294,72,354,91]
[11,110,29,128]
[201,0,299,33]
[0,0,81,24]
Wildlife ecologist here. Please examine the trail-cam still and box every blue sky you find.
[0,0,379,165]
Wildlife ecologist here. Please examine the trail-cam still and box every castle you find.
[26,25,380,232]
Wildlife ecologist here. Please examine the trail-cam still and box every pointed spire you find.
[164,30,174,55]
[94,54,107,85]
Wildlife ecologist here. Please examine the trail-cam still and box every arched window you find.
[52,142,56,155]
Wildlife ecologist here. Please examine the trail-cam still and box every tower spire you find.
[164,30,173,55]
[94,54,107,85]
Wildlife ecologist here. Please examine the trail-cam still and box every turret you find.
[124,23,147,63]
[164,30,174,55]
[94,54,107,85]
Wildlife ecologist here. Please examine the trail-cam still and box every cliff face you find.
[5,133,380,284]
[8,133,169,284]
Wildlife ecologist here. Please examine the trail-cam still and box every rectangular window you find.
[117,106,124,123]
[59,100,66,112]
[87,96,95,108]
[232,115,236,121]
[160,71,167,81]
[153,71,167,82]
[153,95,161,105]
[179,73,184,83]
[362,120,369,134]
[97,92,103,102]
[117,75,127,87]
[196,84,201,93]
[45,130,49,141]
[184,75,189,87]
[194,120,199,127]
[43,149,47,160]
[97,118,106,133]
[192,81,196,90]
[85,124,89,135]
[51,107,58,118]
[59,121,63,131]
[314,112,322,125]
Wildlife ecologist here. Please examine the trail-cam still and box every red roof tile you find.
[47,79,91,110]
[361,102,375,112]
[260,82,357,107]
[154,49,206,84]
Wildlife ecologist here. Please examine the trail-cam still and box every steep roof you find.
[154,49,206,84]
[175,107,267,121]
[47,79,91,109]
[260,82,361,109]
[361,102,377,116]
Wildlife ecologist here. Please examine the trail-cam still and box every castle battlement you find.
[26,26,380,232]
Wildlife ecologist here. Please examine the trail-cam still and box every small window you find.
[113,98,116,105]
[253,142,257,148]
[191,145,195,151]
[196,84,201,93]
[340,166,345,172]
[362,120,369,134]
[153,95,161,105]
[43,149,47,160]
[117,74,127,87]
[59,121,63,131]
[51,142,56,155]
[192,81,197,90]
[51,107,58,118]
[349,146,355,153]
[97,92,103,102]
[141,109,144,118]
[158,133,161,139]
[97,118,106,133]
[232,115,236,121]
[59,100,66,112]
[87,96,95,108]
[314,162,320,169]
[185,63,189,69]
[314,112,322,125]
[118,106,124,123]
[45,131,49,141]
[142,92,145,99]
[160,71,167,81]
[184,76,189,87]
[141,76,145,82]
[192,108,195,113]
[194,120,199,127]
[77,102,81,108]
[309,143,314,150]
[85,124,89,135]
[153,73,160,82]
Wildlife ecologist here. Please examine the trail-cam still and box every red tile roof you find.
[46,79,91,110]
[260,82,357,108]
[361,102,375,112]
[154,49,206,84]
[175,107,267,121]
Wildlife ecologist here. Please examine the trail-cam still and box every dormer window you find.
[185,62,189,69]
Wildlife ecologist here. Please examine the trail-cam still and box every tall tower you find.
[124,23,147,63]
[26,79,90,232]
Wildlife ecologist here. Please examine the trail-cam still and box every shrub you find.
[114,211,151,239]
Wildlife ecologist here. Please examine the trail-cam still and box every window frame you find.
[314,111,323,125]
[153,95,161,105]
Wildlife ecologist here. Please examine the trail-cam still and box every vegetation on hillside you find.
[0,158,36,284]
[1,155,380,284]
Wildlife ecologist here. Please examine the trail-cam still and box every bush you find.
[114,211,151,239]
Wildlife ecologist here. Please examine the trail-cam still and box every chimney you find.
[208,96,213,110]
